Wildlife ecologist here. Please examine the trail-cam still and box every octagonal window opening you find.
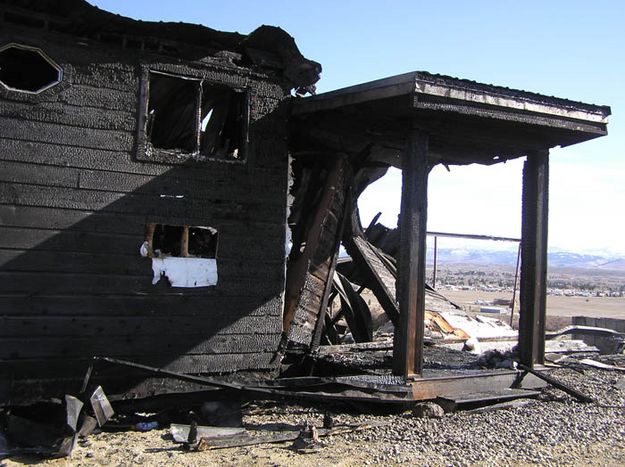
[0,43,63,94]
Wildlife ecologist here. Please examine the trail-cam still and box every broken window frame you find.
[136,68,250,164]
[0,42,63,94]
[144,223,219,259]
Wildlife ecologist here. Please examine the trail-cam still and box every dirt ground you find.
[6,432,623,467]
[4,386,625,467]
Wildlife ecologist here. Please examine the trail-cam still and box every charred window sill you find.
[138,145,247,165]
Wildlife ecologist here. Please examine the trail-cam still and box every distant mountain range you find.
[430,248,625,271]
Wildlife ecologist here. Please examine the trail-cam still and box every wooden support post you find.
[519,149,549,367]
[145,223,156,257]
[181,226,190,257]
[393,127,429,377]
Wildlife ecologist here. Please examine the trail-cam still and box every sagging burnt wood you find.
[283,154,352,350]
[343,235,400,326]
[0,0,321,405]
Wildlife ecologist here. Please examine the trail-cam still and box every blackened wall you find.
[0,21,290,404]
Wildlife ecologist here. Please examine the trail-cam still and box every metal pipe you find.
[427,231,520,243]
[510,243,522,326]
[432,235,438,289]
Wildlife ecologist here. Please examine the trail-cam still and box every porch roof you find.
[290,71,610,167]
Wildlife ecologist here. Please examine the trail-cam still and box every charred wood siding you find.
[0,25,290,404]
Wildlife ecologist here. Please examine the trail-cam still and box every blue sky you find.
[92,1,624,255]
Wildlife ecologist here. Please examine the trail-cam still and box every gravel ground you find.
[4,355,625,466]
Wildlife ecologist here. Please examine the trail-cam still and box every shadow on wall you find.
[0,114,289,404]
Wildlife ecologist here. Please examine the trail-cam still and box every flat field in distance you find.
[431,263,625,323]
[442,288,625,319]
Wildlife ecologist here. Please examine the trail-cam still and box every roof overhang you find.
[290,72,610,167]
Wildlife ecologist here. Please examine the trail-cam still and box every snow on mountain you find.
[429,248,625,270]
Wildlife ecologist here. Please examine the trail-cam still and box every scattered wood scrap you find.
[518,363,594,403]
[464,399,535,414]
[546,325,625,340]
[172,420,388,451]
[577,359,625,372]
[170,424,247,443]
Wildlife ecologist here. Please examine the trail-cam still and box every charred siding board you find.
[0,30,289,403]
[0,205,285,236]
[2,354,280,381]
[0,185,285,225]
[0,250,285,279]
[0,117,134,151]
[2,353,279,404]
[0,296,284,318]
[0,316,283,337]
[0,161,286,206]
[1,334,280,360]
[0,100,136,131]
[0,227,285,264]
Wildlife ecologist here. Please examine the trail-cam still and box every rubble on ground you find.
[2,353,623,466]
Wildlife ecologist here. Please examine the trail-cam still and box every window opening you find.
[189,226,219,257]
[199,83,245,159]
[0,44,62,93]
[142,224,219,288]
[146,73,199,152]
[144,223,218,259]
[146,71,247,160]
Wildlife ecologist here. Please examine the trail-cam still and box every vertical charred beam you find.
[180,226,189,257]
[283,155,348,348]
[519,149,549,367]
[393,127,428,377]
[311,185,352,349]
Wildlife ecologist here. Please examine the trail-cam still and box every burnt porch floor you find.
[311,342,488,376]
[270,344,544,404]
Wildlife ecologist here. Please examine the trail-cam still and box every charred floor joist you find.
[0,0,611,406]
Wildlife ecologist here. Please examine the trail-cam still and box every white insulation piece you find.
[151,256,218,288]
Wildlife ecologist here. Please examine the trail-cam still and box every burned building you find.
[0,0,321,404]
[0,1,611,407]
